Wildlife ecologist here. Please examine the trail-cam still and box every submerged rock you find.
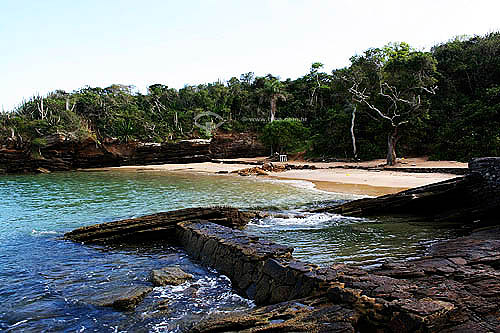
[150,266,193,286]
[94,285,153,311]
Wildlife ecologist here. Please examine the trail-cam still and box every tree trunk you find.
[386,127,398,166]
[350,106,357,159]
[270,96,276,122]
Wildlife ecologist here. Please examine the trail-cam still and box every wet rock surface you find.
[93,285,153,311]
[191,297,357,333]
[64,207,252,244]
[180,223,500,332]
[150,266,193,286]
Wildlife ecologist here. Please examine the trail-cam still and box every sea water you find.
[0,170,457,332]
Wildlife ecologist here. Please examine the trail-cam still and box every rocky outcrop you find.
[0,134,211,174]
[316,157,500,224]
[232,162,317,176]
[209,132,267,159]
[149,266,193,286]
[66,205,500,331]
[93,285,153,311]
[0,131,272,174]
[64,207,253,244]
[183,223,500,332]
[191,297,358,332]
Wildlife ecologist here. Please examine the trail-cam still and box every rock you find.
[150,266,193,286]
[94,285,153,311]
[0,136,212,174]
[35,167,50,174]
[315,158,500,224]
[237,166,269,176]
[64,207,252,244]
[209,132,267,159]
[191,297,357,333]
[68,204,500,331]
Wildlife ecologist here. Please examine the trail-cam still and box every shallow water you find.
[245,211,458,269]
[0,170,458,331]
[0,171,340,332]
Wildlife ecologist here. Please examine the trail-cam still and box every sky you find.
[1,0,499,111]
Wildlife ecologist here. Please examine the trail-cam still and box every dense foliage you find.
[1,32,499,162]
[260,119,310,154]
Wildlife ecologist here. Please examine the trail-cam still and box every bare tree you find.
[37,96,48,120]
[344,44,438,165]
[349,104,358,159]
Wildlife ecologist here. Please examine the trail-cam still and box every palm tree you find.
[264,78,286,122]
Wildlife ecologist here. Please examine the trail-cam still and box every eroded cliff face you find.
[0,132,267,174]
[209,132,267,159]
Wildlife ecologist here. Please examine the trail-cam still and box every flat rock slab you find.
[191,297,357,333]
[64,207,252,244]
[150,266,193,286]
[93,285,153,311]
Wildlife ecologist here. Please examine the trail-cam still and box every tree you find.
[264,77,286,122]
[344,43,438,165]
[429,33,500,160]
[260,119,309,154]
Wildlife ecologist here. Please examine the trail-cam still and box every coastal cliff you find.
[0,132,265,174]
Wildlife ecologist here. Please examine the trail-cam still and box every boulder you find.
[150,266,193,286]
[94,285,153,311]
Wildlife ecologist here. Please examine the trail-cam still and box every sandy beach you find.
[91,157,466,196]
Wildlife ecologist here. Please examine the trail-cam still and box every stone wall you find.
[177,220,500,332]
[177,221,329,304]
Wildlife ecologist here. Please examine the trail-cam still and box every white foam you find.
[31,229,59,235]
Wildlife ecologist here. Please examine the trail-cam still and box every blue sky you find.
[1,0,499,111]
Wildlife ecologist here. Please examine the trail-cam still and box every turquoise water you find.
[0,171,340,332]
[0,170,457,332]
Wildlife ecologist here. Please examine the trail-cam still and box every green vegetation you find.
[1,32,499,163]
[261,119,310,154]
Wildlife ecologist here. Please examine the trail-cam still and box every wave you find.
[31,229,59,235]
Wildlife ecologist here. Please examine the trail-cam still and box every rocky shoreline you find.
[65,208,500,332]
[63,158,500,332]
[0,132,267,174]
[317,157,499,224]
